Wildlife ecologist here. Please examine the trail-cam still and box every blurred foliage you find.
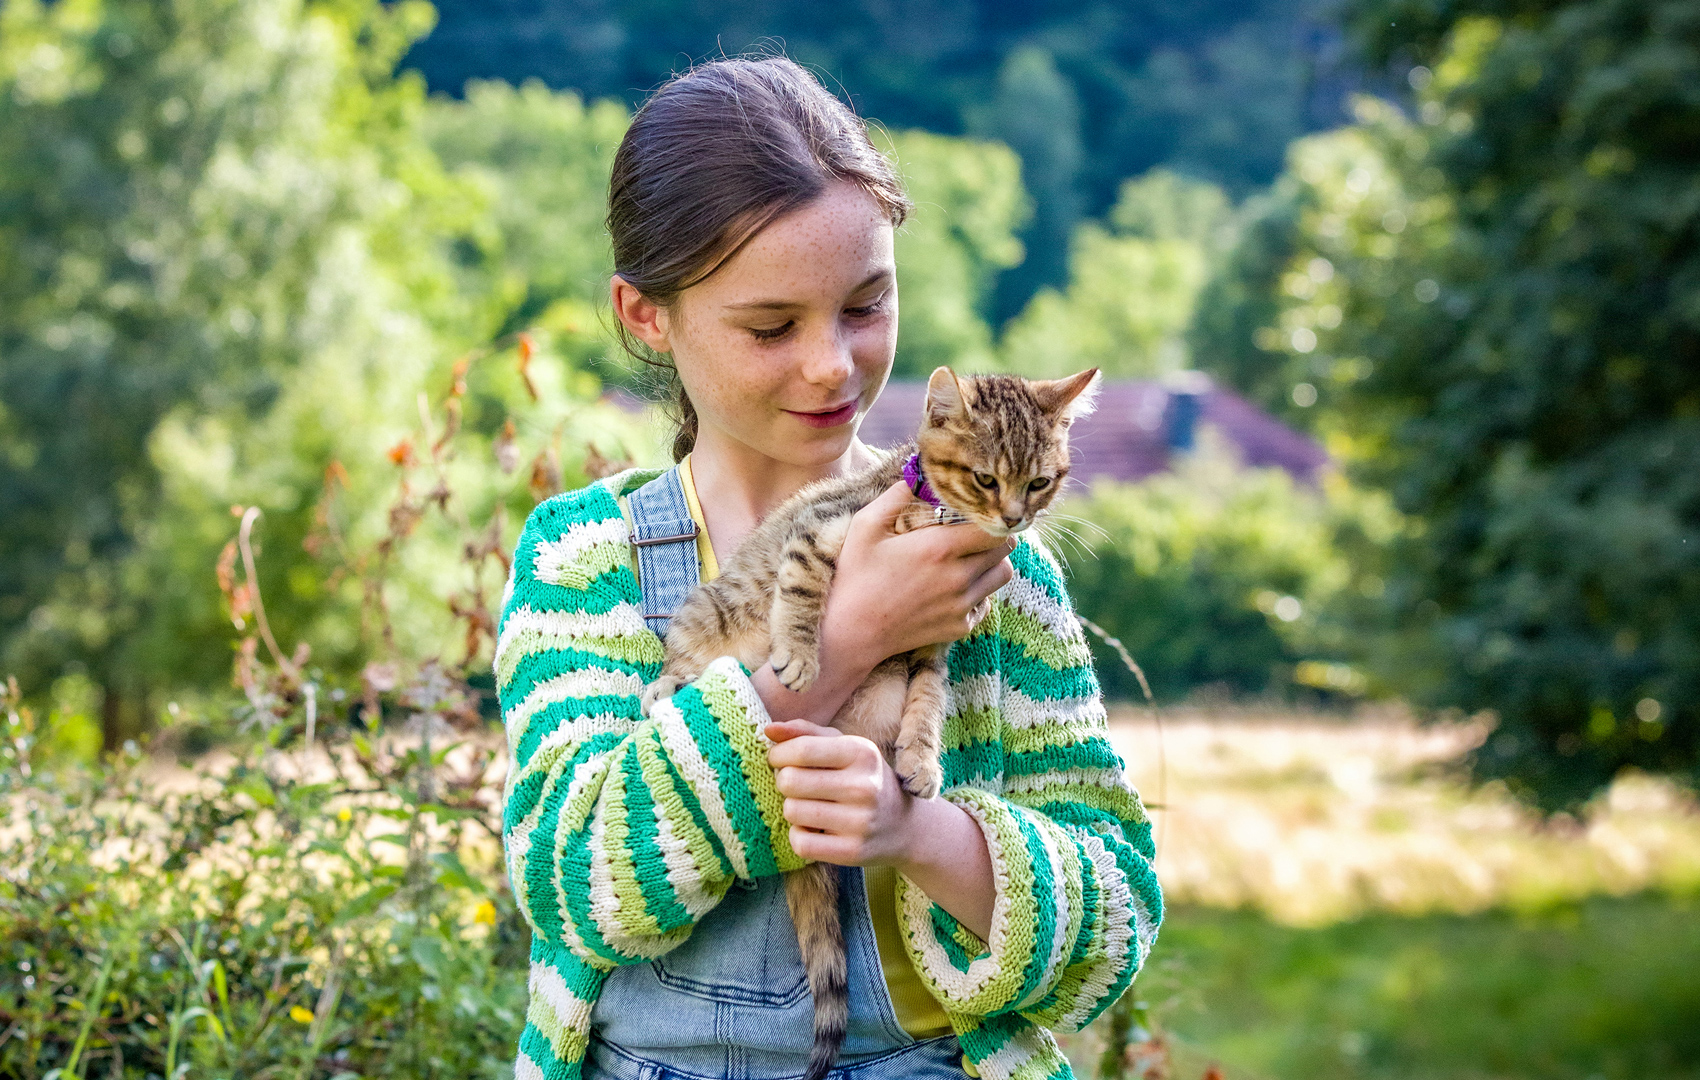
[0,0,452,744]
[0,683,527,1079]
[1195,0,1700,806]
[1003,170,1231,379]
[1059,438,1404,703]
[882,129,1029,378]
[423,78,629,367]
[0,0,652,752]
[405,0,1350,319]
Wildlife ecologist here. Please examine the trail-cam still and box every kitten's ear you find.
[925,366,970,426]
[1035,368,1102,424]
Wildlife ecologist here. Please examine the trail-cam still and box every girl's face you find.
[626,182,898,471]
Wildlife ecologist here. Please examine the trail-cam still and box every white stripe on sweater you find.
[496,603,649,669]
[652,696,751,879]
[507,668,646,755]
[1052,829,1134,1031]
[532,517,630,587]
[1014,818,1079,1011]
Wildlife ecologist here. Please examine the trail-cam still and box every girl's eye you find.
[975,473,998,490]
[845,293,888,319]
[749,321,794,342]
[1028,477,1051,492]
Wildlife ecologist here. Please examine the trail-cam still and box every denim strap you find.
[628,466,700,639]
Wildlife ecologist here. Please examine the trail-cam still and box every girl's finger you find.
[961,535,1017,578]
[775,762,877,802]
[782,797,871,834]
[788,827,864,866]
[768,732,874,771]
[938,522,1019,556]
[765,719,839,744]
[965,552,1016,608]
[859,480,918,536]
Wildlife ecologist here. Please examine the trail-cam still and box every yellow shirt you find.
[622,455,953,1042]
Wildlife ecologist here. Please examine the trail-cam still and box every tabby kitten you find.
[645,364,1099,1080]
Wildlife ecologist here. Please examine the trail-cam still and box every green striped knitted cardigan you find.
[498,468,1163,1080]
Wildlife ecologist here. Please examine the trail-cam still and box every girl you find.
[497,56,1161,1080]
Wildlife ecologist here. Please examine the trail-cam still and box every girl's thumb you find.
[865,479,915,533]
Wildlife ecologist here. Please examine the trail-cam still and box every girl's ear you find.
[611,276,673,353]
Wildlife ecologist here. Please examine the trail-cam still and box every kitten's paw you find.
[768,647,820,693]
[641,675,686,716]
[895,746,943,800]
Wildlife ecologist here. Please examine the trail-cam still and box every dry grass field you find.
[1062,704,1700,1080]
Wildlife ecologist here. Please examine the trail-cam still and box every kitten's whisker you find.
[1030,517,1098,569]
[1035,511,1110,544]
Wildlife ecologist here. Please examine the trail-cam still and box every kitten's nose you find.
[1001,513,1022,528]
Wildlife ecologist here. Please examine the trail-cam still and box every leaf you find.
[230,775,276,807]
[337,882,398,923]
[409,935,447,979]
[417,802,478,822]
[431,851,483,893]
[175,1006,225,1041]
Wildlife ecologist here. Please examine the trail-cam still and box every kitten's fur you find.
[644,365,1099,1080]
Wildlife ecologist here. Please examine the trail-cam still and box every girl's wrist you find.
[890,794,996,940]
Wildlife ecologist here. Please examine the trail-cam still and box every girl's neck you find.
[687,424,878,558]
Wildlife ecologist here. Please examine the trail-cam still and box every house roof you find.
[855,376,1330,486]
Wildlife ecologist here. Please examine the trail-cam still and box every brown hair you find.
[607,56,912,461]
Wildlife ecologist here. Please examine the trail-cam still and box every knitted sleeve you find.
[497,481,806,970]
[896,538,1163,1050]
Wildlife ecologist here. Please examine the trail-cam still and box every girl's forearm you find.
[892,795,995,941]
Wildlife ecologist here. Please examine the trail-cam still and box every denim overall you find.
[588,468,963,1080]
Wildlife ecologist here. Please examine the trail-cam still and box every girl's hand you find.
[750,479,1013,729]
[766,718,996,939]
[766,719,911,867]
[825,480,1015,668]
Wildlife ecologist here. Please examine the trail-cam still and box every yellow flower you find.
[289,1006,315,1024]
[336,807,352,823]
[471,899,497,926]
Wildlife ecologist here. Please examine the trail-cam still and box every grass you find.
[1058,705,1700,1079]
[1147,894,1700,1080]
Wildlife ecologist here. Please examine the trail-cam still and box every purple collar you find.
[903,452,942,507]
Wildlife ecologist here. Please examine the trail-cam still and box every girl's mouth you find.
[786,401,857,429]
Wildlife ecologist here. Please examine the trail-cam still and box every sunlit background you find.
[2,1,1696,1077]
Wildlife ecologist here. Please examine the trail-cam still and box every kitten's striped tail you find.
[786,863,848,1080]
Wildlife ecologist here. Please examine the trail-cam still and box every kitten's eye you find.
[974,472,998,490]
[749,321,794,342]
[1028,477,1051,492]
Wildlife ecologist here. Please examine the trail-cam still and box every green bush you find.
[0,734,527,1079]
[1059,442,1403,703]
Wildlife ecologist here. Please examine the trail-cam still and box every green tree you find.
[0,0,452,745]
[406,1,1346,318]
[424,78,630,366]
[1001,170,1229,379]
[882,129,1028,377]
[1202,0,1700,805]
[0,1,651,749]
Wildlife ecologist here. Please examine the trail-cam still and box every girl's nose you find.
[801,328,855,387]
